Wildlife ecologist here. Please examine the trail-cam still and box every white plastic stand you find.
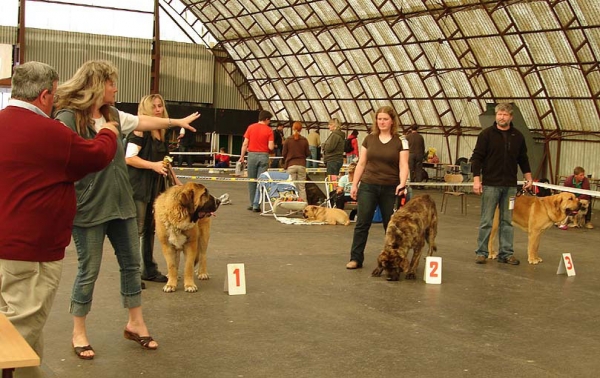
[224,263,246,295]
[556,253,576,276]
[423,256,442,284]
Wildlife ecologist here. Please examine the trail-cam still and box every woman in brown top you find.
[346,106,409,269]
[282,121,310,201]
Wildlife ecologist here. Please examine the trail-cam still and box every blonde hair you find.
[371,106,399,136]
[292,121,302,140]
[54,60,118,137]
[329,118,341,131]
[138,94,169,140]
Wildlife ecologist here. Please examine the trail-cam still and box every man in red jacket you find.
[0,61,118,377]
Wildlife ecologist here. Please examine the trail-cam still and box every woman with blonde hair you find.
[282,121,310,201]
[345,106,409,269]
[54,60,198,359]
[126,94,181,285]
[321,117,345,175]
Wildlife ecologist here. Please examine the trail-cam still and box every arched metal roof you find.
[170,0,599,138]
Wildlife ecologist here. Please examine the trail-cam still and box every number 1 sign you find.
[224,263,246,295]
[556,253,576,277]
[423,256,442,284]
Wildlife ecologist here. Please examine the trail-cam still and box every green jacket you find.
[322,129,345,163]
[55,107,136,227]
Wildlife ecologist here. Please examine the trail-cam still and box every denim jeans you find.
[247,152,269,209]
[135,200,161,279]
[349,182,397,265]
[475,185,517,260]
[271,147,283,168]
[308,146,318,168]
[326,160,343,176]
[70,218,142,317]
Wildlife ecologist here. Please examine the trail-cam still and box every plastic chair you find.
[441,173,467,215]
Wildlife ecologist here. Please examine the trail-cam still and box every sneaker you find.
[497,256,520,265]
[247,206,254,211]
[585,222,594,229]
[142,273,168,283]
[475,255,487,264]
[558,224,568,230]
[253,208,261,213]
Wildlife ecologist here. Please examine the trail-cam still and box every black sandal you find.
[124,329,158,350]
[73,344,95,360]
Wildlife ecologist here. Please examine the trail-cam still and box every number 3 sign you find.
[556,253,576,277]
[423,256,442,284]
[224,263,247,295]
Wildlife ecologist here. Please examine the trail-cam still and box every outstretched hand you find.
[176,112,200,132]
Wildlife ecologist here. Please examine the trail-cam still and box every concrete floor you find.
[38,173,600,378]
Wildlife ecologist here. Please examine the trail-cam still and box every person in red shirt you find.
[0,61,118,376]
[214,147,231,168]
[238,110,275,211]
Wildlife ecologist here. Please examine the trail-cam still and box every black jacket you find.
[470,122,531,187]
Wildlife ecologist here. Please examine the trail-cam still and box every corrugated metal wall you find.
[25,28,151,103]
[0,26,239,106]
[213,61,259,110]
[160,41,214,104]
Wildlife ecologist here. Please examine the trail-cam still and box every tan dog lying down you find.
[372,195,438,281]
[489,192,580,264]
[302,205,350,225]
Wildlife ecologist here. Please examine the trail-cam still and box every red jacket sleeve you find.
[65,129,118,182]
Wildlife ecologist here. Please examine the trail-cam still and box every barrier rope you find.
[173,175,600,197]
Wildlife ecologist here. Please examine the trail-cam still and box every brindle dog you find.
[372,195,438,281]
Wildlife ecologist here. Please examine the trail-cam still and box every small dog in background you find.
[302,205,350,225]
[372,195,438,281]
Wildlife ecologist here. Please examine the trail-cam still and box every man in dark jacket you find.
[177,127,195,167]
[406,125,425,182]
[270,124,285,168]
[471,103,533,266]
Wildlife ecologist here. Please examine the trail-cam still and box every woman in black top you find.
[126,94,181,282]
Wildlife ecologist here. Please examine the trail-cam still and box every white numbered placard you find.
[224,263,246,295]
[423,256,442,284]
[556,253,576,276]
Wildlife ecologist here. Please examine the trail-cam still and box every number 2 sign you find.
[224,263,246,295]
[556,253,576,277]
[423,256,442,284]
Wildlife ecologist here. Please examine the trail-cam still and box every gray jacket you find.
[55,107,136,227]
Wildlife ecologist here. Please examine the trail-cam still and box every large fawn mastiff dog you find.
[489,191,580,264]
[154,182,220,292]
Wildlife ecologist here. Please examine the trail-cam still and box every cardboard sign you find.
[556,253,576,276]
[224,263,246,295]
[423,256,442,284]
